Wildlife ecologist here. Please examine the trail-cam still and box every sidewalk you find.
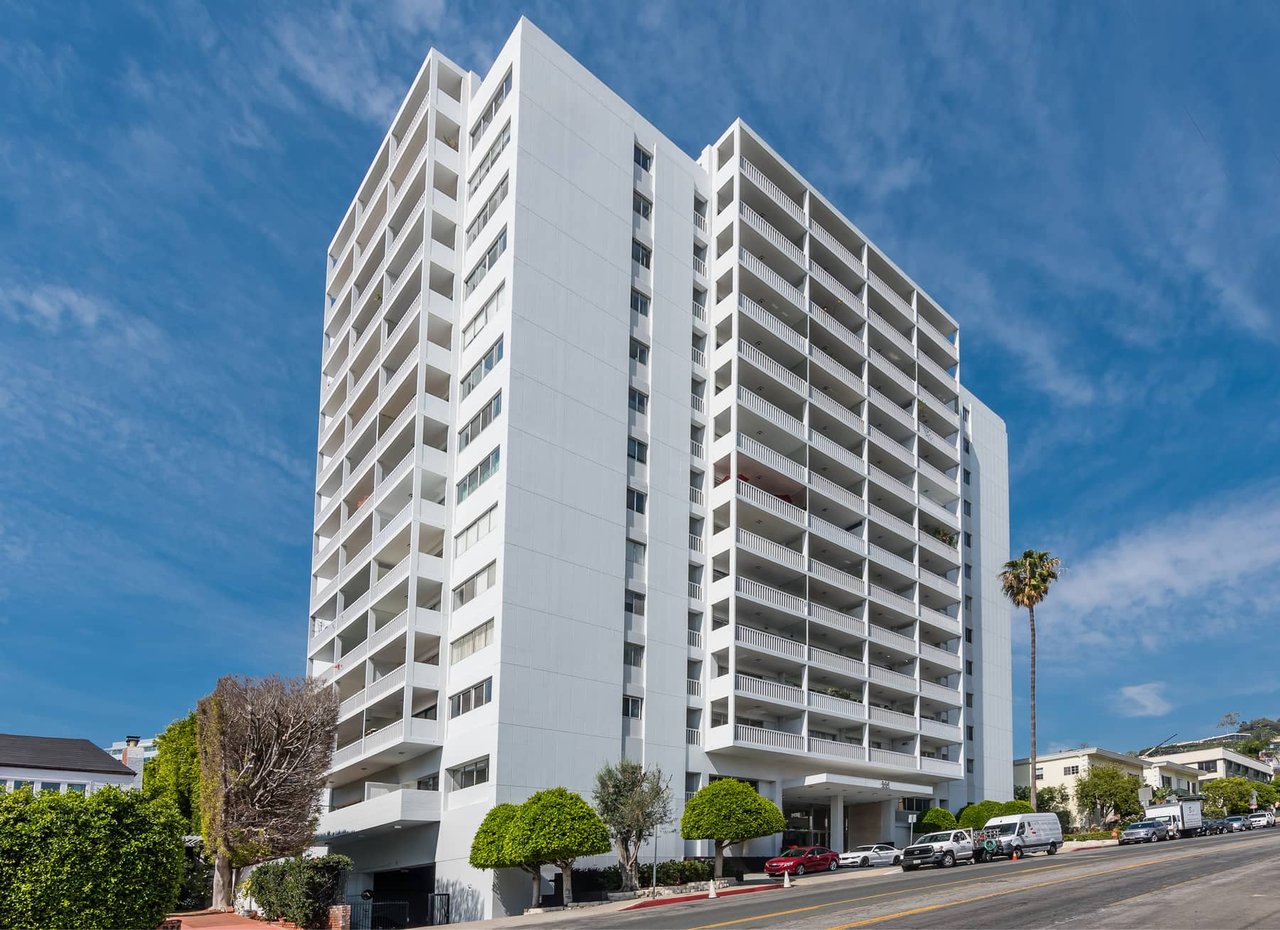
[166,912,264,930]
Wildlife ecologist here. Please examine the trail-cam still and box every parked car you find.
[902,830,977,870]
[764,846,840,876]
[839,844,902,868]
[975,813,1063,860]
[1201,818,1227,835]
[1223,816,1249,832]
[1247,812,1271,829]
[1119,820,1170,844]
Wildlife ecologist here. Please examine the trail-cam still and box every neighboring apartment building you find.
[104,735,158,789]
[304,18,1011,920]
[1014,747,1203,826]
[1,733,138,794]
[1148,746,1274,784]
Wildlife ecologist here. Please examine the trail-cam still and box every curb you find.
[622,883,784,910]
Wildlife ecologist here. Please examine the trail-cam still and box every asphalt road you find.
[497,828,1280,929]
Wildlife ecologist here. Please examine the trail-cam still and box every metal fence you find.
[347,894,449,928]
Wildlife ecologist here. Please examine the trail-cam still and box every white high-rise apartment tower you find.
[306,18,1011,921]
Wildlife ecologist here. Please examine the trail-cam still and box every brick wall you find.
[326,904,351,930]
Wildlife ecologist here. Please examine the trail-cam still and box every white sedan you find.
[839,844,903,868]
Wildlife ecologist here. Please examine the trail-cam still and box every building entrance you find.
[782,805,831,849]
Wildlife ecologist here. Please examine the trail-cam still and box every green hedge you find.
[0,785,184,930]
[249,855,351,928]
[573,859,713,893]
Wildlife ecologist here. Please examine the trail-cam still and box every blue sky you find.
[2,1,1278,758]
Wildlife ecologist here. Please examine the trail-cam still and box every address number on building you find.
[880,780,891,789]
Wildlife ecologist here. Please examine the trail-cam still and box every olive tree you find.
[198,675,338,909]
[592,760,672,891]
[504,788,610,906]
[680,779,785,879]
[1073,764,1142,828]
[469,804,544,909]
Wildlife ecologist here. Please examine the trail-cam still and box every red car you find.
[765,845,840,876]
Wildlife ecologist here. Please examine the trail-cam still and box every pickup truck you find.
[901,829,977,870]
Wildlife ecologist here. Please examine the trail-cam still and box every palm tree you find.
[999,549,1062,811]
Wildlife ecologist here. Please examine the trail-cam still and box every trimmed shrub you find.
[0,785,184,930]
[249,855,351,928]
[654,859,712,886]
[957,800,1005,830]
[570,865,623,896]
[916,807,958,833]
[999,800,1035,816]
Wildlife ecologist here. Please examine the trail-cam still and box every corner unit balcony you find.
[328,717,441,786]
[316,784,441,841]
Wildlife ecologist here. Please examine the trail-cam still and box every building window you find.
[623,643,644,667]
[627,438,648,463]
[454,505,498,556]
[469,69,512,149]
[965,692,974,708]
[449,678,493,718]
[628,389,649,414]
[965,660,973,675]
[457,447,501,503]
[450,619,494,664]
[630,289,650,317]
[966,758,975,774]
[632,240,652,269]
[964,627,973,643]
[623,696,643,718]
[418,774,439,791]
[1064,765,1080,776]
[626,539,646,566]
[964,564,972,580]
[901,797,930,813]
[965,595,973,612]
[1035,768,1044,780]
[966,726,974,742]
[963,438,970,454]
[458,392,502,451]
[962,406,970,422]
[963,499,972,517]
[465,174,510,247]
[462,284,505,349]
[450,756,490,790]
[629,339,649,365]
[634,144,652,172]
[464,228,508,296]
[66,783,87,794]
[38,782,60,794]
[460,336,504,399]
[633,192,652,219]
[468,121,512,197]
[964,532,972,548]
[963,469,971,485]
[624,590,646,615]
[626,488,647,514]
[452,561,497,609]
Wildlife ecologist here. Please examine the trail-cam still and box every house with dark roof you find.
[0,733,139,795]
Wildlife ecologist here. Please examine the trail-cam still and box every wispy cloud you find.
[1116,683,1173,718]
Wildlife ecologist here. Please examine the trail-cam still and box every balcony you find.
[710,723,805,753]
[869,584,918,618]
[808,221,866,280]
[739,342,807,397]
[738,294,807,354]
[919,717,963,742]
[737,528,805,571]
[736,577,806,618]
[809,557,864,594]
[808,601,868,639]
[738,434,807,483]
[808,471,865,516]
[735,623,805,661]
[920,756,964,778]
[808,516,866,559]
[867,704,918,732]
[741,203,805,269]
[735,673,805,708]
[316,787,441,840]
[740,159,805,225]
[868,347,917,394]
[919,606,962,638]
[809,303,866,355]
[808,429,866,475]
[809,737,866,761]
[807,689,867,720]
[808,644,866,679]
[868,270,914,321]
[739,250,805,312]
[736,478,805,526]
[328,718,441,785]
[809,260,860,313]
[738,387,805,439]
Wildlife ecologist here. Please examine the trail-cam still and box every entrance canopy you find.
[781,771,934,806]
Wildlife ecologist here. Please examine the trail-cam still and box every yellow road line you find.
[688,861,1077,930]
[826,839,1273,930]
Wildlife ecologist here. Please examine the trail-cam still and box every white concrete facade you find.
[305,18,1012,920]
[1149,746,1274,784]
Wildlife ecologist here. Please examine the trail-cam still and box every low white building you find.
[103,735,156,789]
[0,733,138,794]
[1147,746,1273,784]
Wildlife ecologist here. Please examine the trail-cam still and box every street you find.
[487,828,1280,929]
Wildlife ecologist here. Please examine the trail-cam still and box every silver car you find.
[839,844,902,868]
[1119,820,1170,844]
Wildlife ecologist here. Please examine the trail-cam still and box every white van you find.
[977,813,1064,860]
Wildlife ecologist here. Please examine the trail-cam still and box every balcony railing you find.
[738,294,807,353]
[690,486,705,507]
[692,255,707,276]
[869,388,915,431]
[868,271,914,321]
[741,159,805,225]
[687,629,703,649]
[690,440,705,459]
[809,645,866,678]
[808,471,865,514]
[737,387,805,438]
[694,212,708,233]
[741,202,805,267]
[810,345,864,394]
[918,350,959,389]
[739,250,806,311]
[688,581,704,600]
[810,302,867,355]
[919,606,962,636]
[691,392,705,414]
[869,746,918,768]
[810,736,866,760]
[868,427,915,467]
[738,434,807,482]
[808,221,866,279]
[868,664,917,691]
[808,429,866,474]
[740,342,807,396]
[736,673,804,706]
[869,623,917,655]
[870,544,917,579]
[868,347,917,394]
[808,689,867,719]
[919,718,963,741]
[692,300,707,323]
[686,728,702,746]
[920,756,964,777]
[737,528,805,571]
[808,601,868,638]
[735,623,805,660]
[920,679,962,703]
[868,704,918,730]
[809,557,864,593]
[736,576,806,616]
[735,723,805,752]
[689,533,704,553]
[808,387,865,433]
[918,495,959,528]
[870,584,918,616]
[692,346,706,366]
[808,515,866,558]
[869,464,916,503]
[687,678,703,697]
[869,503,916,540]
[809,260,861,312]
[918,567,960,598]
[736,478,805,525]
[919,641,961,669]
